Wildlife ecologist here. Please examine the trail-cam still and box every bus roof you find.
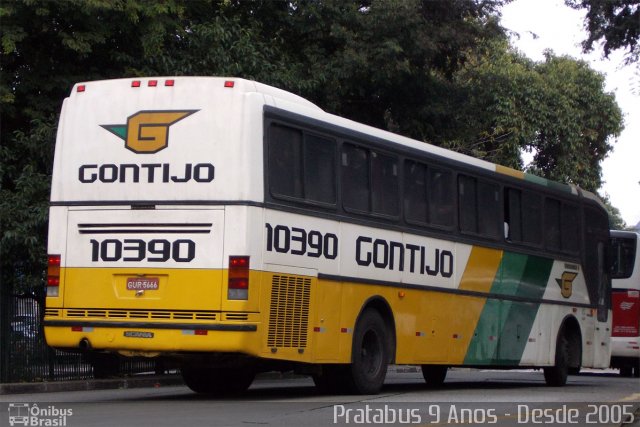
[62,76,604,208]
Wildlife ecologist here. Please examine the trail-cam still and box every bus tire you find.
[421,365,448,387]
[181,365,255,395]
[544,333,569,386]
[619,366,632,377]
[89,353,119,379]
[312,364,349,394]
[346,308,390,394]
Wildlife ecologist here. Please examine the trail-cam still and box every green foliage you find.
[600,193,627,229]
[528,53,623,191]
[0,0,626,291]
[565,0,640,63]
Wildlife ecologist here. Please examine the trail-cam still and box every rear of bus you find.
[609,230,640,377]
[44,77,314,377]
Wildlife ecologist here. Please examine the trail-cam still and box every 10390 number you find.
[265,223,338,259]
[89,238,195,263]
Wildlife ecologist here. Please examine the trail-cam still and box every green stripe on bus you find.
[524,173,573,193]
[463,253,553,365]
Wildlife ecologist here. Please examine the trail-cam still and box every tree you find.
[600,194,627,229]
[528,53,623,191]
[565,0,640,63]
[0,0,625,292]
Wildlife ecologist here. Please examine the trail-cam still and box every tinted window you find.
[504,188,523,242]
[611,236,637,279]
[371,152,399,216]
[522,192,542,245]
[458,175,477,233]
[561,204,580,254]
[342,144,369,212]
[269,124,303,198]
[545,198,561,250]
[429,168,454,227]
[305,134,336,204]
[404,160,428,223]
[478,181,500,238]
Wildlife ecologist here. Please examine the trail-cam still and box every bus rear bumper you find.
[43,320,260,355]
[611,336,640,359]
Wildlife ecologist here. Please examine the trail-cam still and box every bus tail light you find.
[228,256,249,300]
[47,255,61,297]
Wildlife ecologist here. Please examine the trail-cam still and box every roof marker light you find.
[148,80,158,87]
[165,79,175,87]
[131,81,141,87]
[77,85,85,92]
[224,81,235,88]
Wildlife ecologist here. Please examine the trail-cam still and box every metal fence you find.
[1,288,159,383]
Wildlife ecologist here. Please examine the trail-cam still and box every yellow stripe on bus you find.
[448,246,503,364]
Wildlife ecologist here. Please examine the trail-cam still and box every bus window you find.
[477,181,500,238]
[561,203,580,254]
[428,168,454,227]
[611,235,637,278]
[545,198,561,251]
[342,143,370,212]
[371,152,399,216]
[522,192,542,245]
[504,188,523,242]
[459,175,500,238]
[304,134,336,205]
[269,124,303,198]
[458,175,477,234]
[404,160,428,224]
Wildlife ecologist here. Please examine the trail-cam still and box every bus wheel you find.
[312,364,349,394]
[88,353,119,379]
[421,365,448,387]
[346,309,390,394]
[544,333,569,386]
[181,365,255,395]
[619,366,632,377]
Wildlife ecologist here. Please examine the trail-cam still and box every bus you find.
[610,230,640,377]
[44,77,612,394]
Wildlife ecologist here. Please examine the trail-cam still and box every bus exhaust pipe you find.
[79,338,91,351]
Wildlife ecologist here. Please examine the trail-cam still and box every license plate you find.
[126,277,159,291]
[124,331,154,338]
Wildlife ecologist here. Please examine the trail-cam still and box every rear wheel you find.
[544,333,569,386]
[88,353,119,379]
[345,309,390,394]
[421,365,448,387]
[181,365,255,395]
[620,366,633,377]
[312,364,349,394]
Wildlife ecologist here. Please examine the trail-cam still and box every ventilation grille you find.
[267,275,311,349]
[62,309,218,321]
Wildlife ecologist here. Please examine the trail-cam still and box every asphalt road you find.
[1,368,638,427]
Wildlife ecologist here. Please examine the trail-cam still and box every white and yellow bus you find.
[45,77,612,394]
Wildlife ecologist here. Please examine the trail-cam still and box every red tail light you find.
[47,255,61,297]
[228,256,249,300]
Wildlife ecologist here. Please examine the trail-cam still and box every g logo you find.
[555,271,578,299]
[101,110,198,154]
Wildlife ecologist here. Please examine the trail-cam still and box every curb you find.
[0,374,184,395]
[0,366,423,395]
